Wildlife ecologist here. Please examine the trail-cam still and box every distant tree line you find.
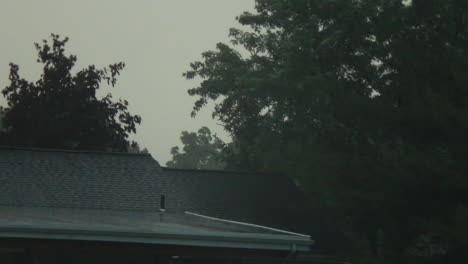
[166,126,225,170]
[168,0,468,263]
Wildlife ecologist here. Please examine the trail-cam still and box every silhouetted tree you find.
[1,34,141,152]
[185,0,468,262]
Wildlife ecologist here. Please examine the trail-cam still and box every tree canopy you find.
[166,127,226,170]
[185,0,467,262]
[1,34,141,152]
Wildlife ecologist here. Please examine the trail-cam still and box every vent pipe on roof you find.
[160,194,166,212]
[159,194,166,222]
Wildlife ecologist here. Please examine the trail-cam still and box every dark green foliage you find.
[185,0,467,262]
[1,34,141,152]
[166,127,226,170]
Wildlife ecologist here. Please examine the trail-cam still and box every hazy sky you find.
[0,0,255,163]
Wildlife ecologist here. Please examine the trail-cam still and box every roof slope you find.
[160,167,312,231]
[0,147,163,210]
[159,167,346,253]
[0,147,345,253]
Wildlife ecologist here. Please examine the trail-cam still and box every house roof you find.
[160,168,315,232]
[0,146,345,253]
[0,146,162,210]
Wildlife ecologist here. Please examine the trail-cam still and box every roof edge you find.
[0,145,151,157]
[161,166,282,177]
[0,223,312,252]
[185,211,312,239]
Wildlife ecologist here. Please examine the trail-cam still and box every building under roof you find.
[0,146,347,263]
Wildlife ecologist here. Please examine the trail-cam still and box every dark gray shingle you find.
[0,147,163,210]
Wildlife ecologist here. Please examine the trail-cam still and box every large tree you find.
[185,0,467,262]
[166,127,226,170]
[1,34,141,152]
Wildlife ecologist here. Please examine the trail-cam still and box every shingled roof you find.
[0,147,163,210]
[0,146,346,253]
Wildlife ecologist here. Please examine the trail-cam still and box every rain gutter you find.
[0,223,312,252]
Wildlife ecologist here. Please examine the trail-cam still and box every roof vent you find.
[160,194,166,212]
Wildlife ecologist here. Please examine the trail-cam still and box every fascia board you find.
[0,223,313,251]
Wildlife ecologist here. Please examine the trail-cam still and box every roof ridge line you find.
[185,211,311,239]
[160,166,281,176]
[0,145,151,156]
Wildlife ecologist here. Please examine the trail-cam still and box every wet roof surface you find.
[0,205,304,236]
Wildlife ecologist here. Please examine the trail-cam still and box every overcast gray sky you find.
[0,0,255,163]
